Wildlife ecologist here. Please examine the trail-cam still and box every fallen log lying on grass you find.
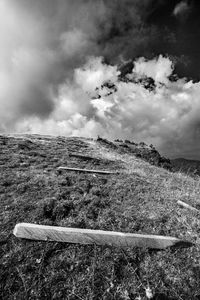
[57,166,118,175]
[177,200,199,213]
[13,223,192,249]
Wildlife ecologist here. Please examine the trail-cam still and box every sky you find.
[0,0,200,159]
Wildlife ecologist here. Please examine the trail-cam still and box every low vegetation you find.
[0,134,200,299]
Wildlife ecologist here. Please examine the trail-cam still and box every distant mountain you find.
[171,158,200,176]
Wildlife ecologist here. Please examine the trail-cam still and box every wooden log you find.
[13,223,192,249]
[177,200,199,213]
[57,166,118,175]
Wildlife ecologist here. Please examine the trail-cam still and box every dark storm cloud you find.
[146,0,200,80]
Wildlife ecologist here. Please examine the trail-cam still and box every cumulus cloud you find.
[132,56,173,84]
[75,57,120,93]
[13,56,200,159]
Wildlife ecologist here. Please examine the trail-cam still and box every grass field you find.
[1,134,200,299]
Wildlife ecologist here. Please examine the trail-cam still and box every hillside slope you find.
[1,134,200,299]
[171,158,200,176]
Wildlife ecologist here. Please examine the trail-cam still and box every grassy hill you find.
[171,158,200,177]
[1,134,200,299]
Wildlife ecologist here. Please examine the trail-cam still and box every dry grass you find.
[0,134,200,299]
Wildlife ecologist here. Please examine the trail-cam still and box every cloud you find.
[173,1,191,20]
[75,57,120,93]
[130,55,174,84]
[12,56,200,159]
